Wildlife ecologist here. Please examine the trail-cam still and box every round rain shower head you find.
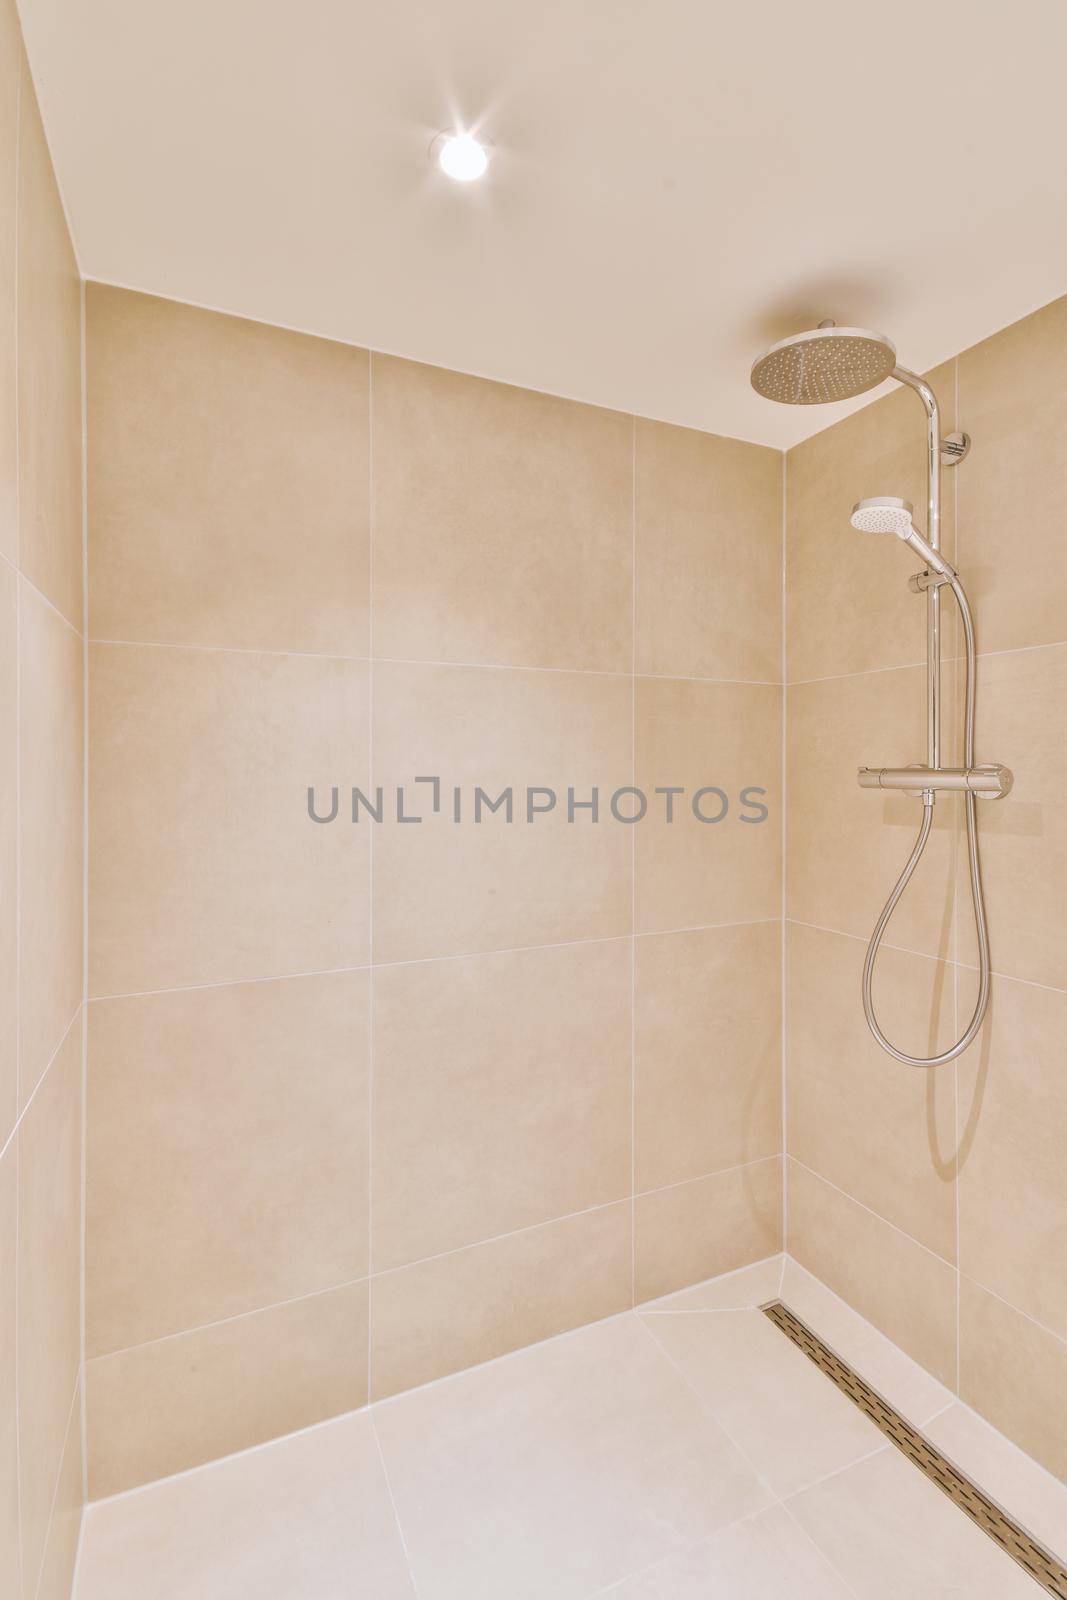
[750,325,897,405]
[850,497,915,537]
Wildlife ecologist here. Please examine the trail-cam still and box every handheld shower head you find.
[850,497,954,578]
[750,324,897,405]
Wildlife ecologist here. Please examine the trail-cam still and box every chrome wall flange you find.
[940,430,971,466]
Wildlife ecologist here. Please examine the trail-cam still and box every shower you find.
[751,322,1013,1067]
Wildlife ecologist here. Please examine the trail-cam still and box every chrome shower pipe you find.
[891,366,941,771]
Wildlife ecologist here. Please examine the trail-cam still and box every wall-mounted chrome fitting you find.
[940,430,971,465]
[858,763,1013,800]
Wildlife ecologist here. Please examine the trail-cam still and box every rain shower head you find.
[750,324,897,405]
[850,497,954,578]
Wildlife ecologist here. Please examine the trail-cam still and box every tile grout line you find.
[0,1002,82,1168]
[780,445,789,1255]
[785,1154,957,1272]
[629,410,636,1308]
[80,261,91,1520]
[11,49,22,1599]
[366,343,375,1404]
[84,917,786,1005]
[30,1372,82,1600]
[953,352,963,1400]
[369,1410,422,1597]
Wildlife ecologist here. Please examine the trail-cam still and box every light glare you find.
[436,132,488,182]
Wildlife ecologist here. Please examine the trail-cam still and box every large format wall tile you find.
[635,678,781,934]
[787,1158,957,1387]
[958,972,1067,1342]
[957,295,1067,657]
[635,921,780,1191]
[786,362,956,684]
[635,420,781,682]
[372,354,632,673]
[370,1201,632,1400]
[87,287,370,655]
[86,1279,369,1498]
[89,643,370,994]
[16,79,81,629]
[0,3,16,565]
[0,1141,16,1600]
[957,642,1067,990]
[18,581,83,1106]
[371,940,630,1271]
[787,665,957,958]
[17,1025,81,1594]
[372,661,631,963]
[960,1276,1067,1485]
[634,1158,782,1303]
[786,922,956,1262]
[88,970,370,1356]
[0,562,13,1142]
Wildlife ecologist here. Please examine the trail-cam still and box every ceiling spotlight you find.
[433,131,489,182]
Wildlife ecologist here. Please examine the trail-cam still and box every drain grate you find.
[762,1300,1067,1598]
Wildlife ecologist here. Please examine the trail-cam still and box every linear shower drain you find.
[762,1301,1067,1597]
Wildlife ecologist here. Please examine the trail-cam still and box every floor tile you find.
[925,1403,1067,1563]
[788,1445,1039,1598]
[780,1258,954,1426]
[640,1305,885,1497]
[75,1412,414,1600]
[372,1314,771,1600]
[603,1504,854,1598]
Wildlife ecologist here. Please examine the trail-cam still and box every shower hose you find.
[861,573,991,1067]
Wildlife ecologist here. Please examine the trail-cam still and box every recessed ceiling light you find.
[433,131,489,183]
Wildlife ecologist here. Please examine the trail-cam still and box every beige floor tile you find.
[635,922,780,1192]
[786,922,957,1261]
[0,3,16,566]
[36,1381,83,1600]
[86,1280,369,1498]
[89,643,370,995]
[370,1200,631,1400]
[788,1443,1038,1598]
[17,1025,82,1594]
[787,1159,958,1387]
[372,662,631,963]
[18,581,83,1106]
[786,361,957,684]
[958,972,1067,1343]
[635,679,781,934]
[87,286,370,656]
[779,1259,953,1426]
[0,561,13,1143]
[77,1413,414,1600]
[959,1276,1067,1486]
[957,295,1067,657]
[371,354,632,673]
[372,940,630,1270]
[634,1159,782,1304]
[925,1403,1067,1563]
[641,1305,885,1497]
[956,642,1067,990]
[0,1140,16,1600]
[88,970,370,1356]
[639,1254,784,1313]
[787,666,957,960]
[373,1314,771,1600]
[634,419,781,683]
[605,1503,854,1598]
[17,74,81,630]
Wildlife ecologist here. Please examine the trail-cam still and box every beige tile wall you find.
[84,287,785,1493]
[0,5,86,1593]
[785,292,1067,1480]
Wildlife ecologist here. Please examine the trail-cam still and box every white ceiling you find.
[17,0,1067,448]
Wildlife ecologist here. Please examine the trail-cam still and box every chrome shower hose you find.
[861,575,990,1066]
